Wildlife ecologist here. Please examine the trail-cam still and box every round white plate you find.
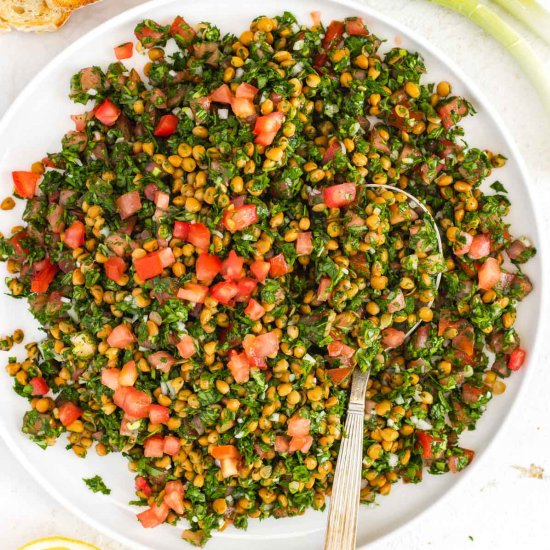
[0,1,544,549]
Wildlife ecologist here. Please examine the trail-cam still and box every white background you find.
[1,1,549,549]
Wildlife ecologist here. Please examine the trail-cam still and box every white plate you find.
[0,0,544,549]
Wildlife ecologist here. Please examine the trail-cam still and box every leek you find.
[492,0,550,46]
[429,0,550,115]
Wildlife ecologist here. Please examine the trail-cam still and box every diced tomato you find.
[134,252,164,281]
[165,480,184,496]
[70,112,91,132]
[222,204,259,233]
[231,97,256,118]
[149,404,170,424]
[287,416,310,437]
[107,324,136,349]
[477,257,501,290]
[322,140,341,165]
[12,170,40,198]
[437,97,468,129]
[253,112,284,146]
[243,331,280,366]
[236,278,257,301]
[95,98,121,126]
[448,449,475,473]
[117,190,142,220]
[114,386,151,418]
[323,20,344,50]
[153,191,170,210]
[58,402,83,427]
[101,367,121,391]
[114,42,133,60]
[187,222,211,252]
[164,488,184,515]
[210,83,234,104]
[29,376,49,396]
[316,277,332,301]
[30,258,58,293]
[147,351,176,373]
[137,502,169,528]
[345,17,368,35]
[177,283,208,303]
[212,444,240,460]
[296,232,313,255]
[381,328,406,349]
[176,335,196,358]
[453,231,473,256]
[221,250,244,280]
[244,298,265,321]
[228,351,250,383]
[289,435,313,454]
[327,340,355,358]
[104,256,127,283]
[210,281,239,305]
[173,220,190,240]
[169,16,195,46]
[274,435,289,453]
[9,231,29,259]
[508,348,526,371]
[468,234,491,260]
[326,367,352,384]
[156,248,175,269]
[63,220,86,249]
[119,360,138,387]
[163,435,181,456]
[235,82,259,99]
[323,183,356,208]
[135,476,152,497]
[220,458,240,478]
[196,253,222,284]
[250,260,270,283]
[269,254,290,277]
[417,430,434,459]
[154,114,179,137]
[144,435,165,457]
[462,383,484,404]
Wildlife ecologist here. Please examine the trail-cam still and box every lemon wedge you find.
[18,536,100,550]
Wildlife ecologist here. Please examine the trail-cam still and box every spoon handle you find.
[324,368,370,550]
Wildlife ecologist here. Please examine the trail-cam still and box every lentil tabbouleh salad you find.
[0,11,536,546]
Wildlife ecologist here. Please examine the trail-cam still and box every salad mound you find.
[0,11,535,546]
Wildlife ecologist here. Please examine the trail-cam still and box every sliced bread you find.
[0,0,71,32]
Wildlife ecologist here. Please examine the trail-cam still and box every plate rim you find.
[0,0,546,549]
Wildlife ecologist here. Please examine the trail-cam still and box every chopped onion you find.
[388,453,399,468]
[218,108,229,120]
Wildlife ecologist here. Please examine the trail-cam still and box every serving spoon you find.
[324,184,444,550]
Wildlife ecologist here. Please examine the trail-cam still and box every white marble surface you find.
[1,1,549,549]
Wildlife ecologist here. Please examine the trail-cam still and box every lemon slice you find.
[18,536,100,550]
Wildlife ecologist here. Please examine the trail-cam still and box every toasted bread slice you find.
[0,0,71,32]
[46,0,98,9]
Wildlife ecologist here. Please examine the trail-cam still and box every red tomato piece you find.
[437,97,468,129]
[250,260,270,283]
[287,416,311,437]
[114,386,151,418]
[381,328,406,349]
[222,204,259,233]
[289,435,313,454]
[327,340,355,358]
[269,254,290,277]
[478,257,501,290]
[462,383,484,404]
[228,351,250,383]
[12,171,40,198]
[95,98,121,127]
[244,298,265,321]
[345,17,368,35]
[236,278,257,301]
[163,436,181,456]
[101,367,121,391]
[210,83,234,104]
[63,220,86,249]
[135,476,152,497]
[221,250,245,280]
[448,449,475,473]
[220,458,240,478]
[169,16,195,45]
[119,360,138,387]
[30,258,58,293]
[117,190,142,220]
[322,20,344,50]
[453,231,473,257]
[154,191,170,210]
[154,114,179,137]
[149,404,170,424]
[137,502,169,528]
[296,232,313,255]
[164,489,184,515]
[323,183,357,208]
[187,222,211,252]
[508,348,526,371]
[326,367,352,384]
[177,283,208,304]
[417,430,434,459]
[107,324,136,349]
[322,140,341,165]
[231,97,256,118]
[9,231,29,259]
[134,252,164,281]
[173,220,190,240]
[114,42,133,60]
[244,330,280,364]
[29,376,49,396]
[210,281,239,305]
[235,82,259,99]
[156,247,175,268]
[316,277,332,301]
[105,256,127,283]
[196,253,222,283]
[176,335,196,358]
[144,435,165,457]
[468,234,491,260]
[58,402,83,427]
[70,113,91,132]
[147,351,176,373]
[275,435,290,453]
[211,444,240,460]
[253,112,284,146]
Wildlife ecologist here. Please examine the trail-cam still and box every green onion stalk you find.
[492,0,550,46]
[428,0,550,116]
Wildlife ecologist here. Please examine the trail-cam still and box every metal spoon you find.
[324,184,444,550]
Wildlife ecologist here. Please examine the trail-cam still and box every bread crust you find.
[45,0,98,11]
